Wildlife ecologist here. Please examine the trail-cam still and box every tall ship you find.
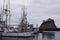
[0,0,36,37]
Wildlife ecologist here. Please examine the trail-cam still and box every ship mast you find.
[4,5,8,28]
[20,6,28,32]
[8,0,11,27]
[3,0,11,28]
[0,7,3,21]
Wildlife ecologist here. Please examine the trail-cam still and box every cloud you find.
[0,0,60,27]
[27,0,60,27]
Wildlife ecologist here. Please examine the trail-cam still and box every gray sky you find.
[0,0,60,27]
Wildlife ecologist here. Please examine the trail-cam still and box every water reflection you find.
[42,31,55,40]
[2,37,34,40]
[33,34,39,40]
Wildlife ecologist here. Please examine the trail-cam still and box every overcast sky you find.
[0,0,60,27]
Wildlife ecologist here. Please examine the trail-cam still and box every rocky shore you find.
[39,18,59,32]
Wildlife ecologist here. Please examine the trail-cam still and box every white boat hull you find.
[1,32,35,37]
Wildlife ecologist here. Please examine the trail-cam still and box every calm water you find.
[0,31,60,40]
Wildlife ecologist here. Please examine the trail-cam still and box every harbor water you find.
[0,31,60,40]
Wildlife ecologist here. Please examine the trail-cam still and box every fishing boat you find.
[1,32,35,37]
[0,0,38,37]
[0,5,36,38]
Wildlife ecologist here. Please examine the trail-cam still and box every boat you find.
[1,32,35,38]
[0,4,36,37]
[0,0,38,37]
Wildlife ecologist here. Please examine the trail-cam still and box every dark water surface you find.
[0,31,60,40]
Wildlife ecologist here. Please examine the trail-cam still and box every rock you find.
[39,18,57,30]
